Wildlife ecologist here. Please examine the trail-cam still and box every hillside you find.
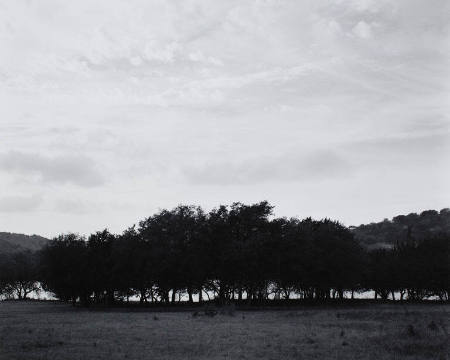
[351,208,450,249]
[0,232,49,254]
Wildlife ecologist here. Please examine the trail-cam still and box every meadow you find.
[0,301,448,360]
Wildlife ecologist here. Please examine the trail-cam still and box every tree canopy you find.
[1,202,448,305]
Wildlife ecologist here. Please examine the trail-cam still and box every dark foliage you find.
[1,202,448,304]
[0,250,40,299]
[351,208,450,249]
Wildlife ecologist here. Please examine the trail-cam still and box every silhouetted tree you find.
[0,251,39,299]
[87,229,116,304]
[40,233,89,305]
[365,249,396,300]
[112,226,148,302]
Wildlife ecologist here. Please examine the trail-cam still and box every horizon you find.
[2,204,448,239]
[1,0,449,238]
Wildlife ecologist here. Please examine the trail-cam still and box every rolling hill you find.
[0,232,49,254]
[350,208,450,249]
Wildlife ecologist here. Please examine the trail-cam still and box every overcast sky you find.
[0,0,449,238]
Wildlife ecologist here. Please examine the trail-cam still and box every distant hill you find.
[0,232,49,254]
[351,208,450,249]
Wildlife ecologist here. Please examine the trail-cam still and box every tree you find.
[87,229,116,304]
[365,249,396,300]
[112,227,146,302]
[0,251,39,299]
[138,205,208,303]
[40,233,89,305]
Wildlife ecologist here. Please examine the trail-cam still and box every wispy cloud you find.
[0,151,104,187]
[0,194,43,213]
[183,150,353,186]
[0,0,448,235]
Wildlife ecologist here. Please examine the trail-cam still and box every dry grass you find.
[0,302,448,360]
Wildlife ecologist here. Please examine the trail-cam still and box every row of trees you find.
[1,202,448,305]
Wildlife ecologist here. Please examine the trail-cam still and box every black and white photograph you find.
[0,0,449,359]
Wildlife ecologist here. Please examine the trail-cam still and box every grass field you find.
[0,301,448,360]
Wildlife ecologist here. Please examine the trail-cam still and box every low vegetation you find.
[0,302,448,360]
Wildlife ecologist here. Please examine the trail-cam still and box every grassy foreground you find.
[0,301,448,360]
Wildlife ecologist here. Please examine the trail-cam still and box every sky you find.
[0,0,449,238]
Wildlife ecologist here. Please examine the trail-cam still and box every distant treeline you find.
[0,202,448,305]
[352,208,450,249]
[0,232,49,254]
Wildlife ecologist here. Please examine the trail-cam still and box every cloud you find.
[0,0,448,235]
[343,132,450,173]
[352,21,373,39]
[53,198,88,214]
[0,151,104,187]
[1,0,448,112]
[0,194,42,213]
[348,132,450,156]
[183,150,353,186]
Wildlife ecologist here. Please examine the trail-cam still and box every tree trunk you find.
[218,284,226,304]
[247,290,253,304]
[139,289,146,303]
[171,289,176,303]
[107,290,114,305]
